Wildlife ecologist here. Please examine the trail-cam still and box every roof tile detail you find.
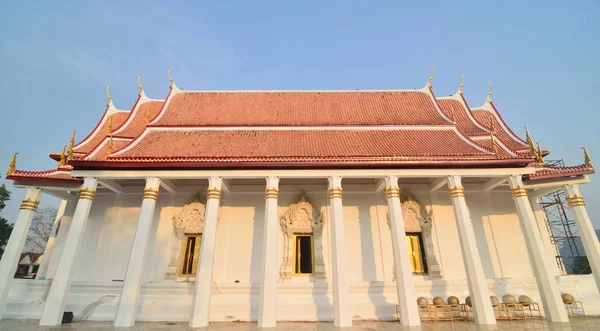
[74,112,129,154]
[153,91,452,127]
[7,167,82,184]
[525,164,595,181]
[114,101,164,138]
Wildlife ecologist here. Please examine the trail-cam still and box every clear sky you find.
[1,1,599,227]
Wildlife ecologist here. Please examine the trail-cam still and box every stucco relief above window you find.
[165,194,208,280]
[388,189,443,279]
[279,194,326,281]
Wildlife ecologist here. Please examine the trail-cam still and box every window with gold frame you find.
[293,233,314,275]
[179,234,202,277]
[406,233,427,275]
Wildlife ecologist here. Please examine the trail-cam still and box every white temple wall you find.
[62,185,545,285]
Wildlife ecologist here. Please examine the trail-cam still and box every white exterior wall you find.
[5,184,594,322]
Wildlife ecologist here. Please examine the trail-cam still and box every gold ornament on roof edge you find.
[6,153,17,176]
[583,147,594,169]
[427,66,434,87]
[487,81,493,102]
[491,134,498,155]
[537,142,545,164]
[490,118,496,134]
[108,117,114,156]
[138,74,144,96]
[168,67,174,88]
[68,131,75,161]
[58,145,67,167]
[146,107,151,126]
[106,84,112,106]
[458,73,464,93]
[451,110,457,124]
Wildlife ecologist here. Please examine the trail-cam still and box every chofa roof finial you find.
[525,128,543,163]
[6,152,18,176]
[168,67,175,89]
[138,74,144,96]
[536,142,545,165]
[106,84,113,106]
[583,147,594,169]
[426,66,434,88]
[458,73,465,94]
[58,145,67,167]
[68,130,75,161]
[487,81,493,102]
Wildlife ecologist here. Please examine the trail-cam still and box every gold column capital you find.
[385,187,400,199]
[566,195,585,207]
[78,188,96,200]
[20,198,40,211]
[328,187,342,199]
[265,188,279,199]
[510,186,528,199]
[448,186,465,199]
[207,187,222,200]
[143,188,159,200]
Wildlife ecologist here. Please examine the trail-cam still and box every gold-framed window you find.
[293,233,314,275]
[179,234,202,277]
[406,233,427,275]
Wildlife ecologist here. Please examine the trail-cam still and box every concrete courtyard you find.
[2,319,600,331]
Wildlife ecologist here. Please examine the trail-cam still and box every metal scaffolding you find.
[538,160,588,274]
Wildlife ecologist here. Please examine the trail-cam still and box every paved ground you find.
[2,318,600,331]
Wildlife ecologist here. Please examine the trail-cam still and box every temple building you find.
[0,70,598,328]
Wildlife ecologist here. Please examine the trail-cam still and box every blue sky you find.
[1,1,599,227]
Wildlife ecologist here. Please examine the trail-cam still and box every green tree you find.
[0,184,12,259]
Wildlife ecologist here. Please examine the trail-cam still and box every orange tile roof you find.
[73,111,129,154]
[153,90,452,127]
[114,101,164,138]
[470,109,528,153]
[525,164,594,181]
[6,166,82,184]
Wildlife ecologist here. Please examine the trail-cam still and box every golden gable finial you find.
[168,67,174,89]
[106,84,113,106]
[138,74,144,96]
[68,130,75,161]
[6,153,17,176]
[525,127,542,162]
[536,142,545,164]
[427,66,434,87]
[490,118,496,134]
[491,134,498,155]
[58,145,67,167]
[487,81,493,102]
[457,73,465,94]
[583,147,594,169]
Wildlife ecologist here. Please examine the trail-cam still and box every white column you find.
[189,177,222,328]
[45,202,77,280]
[447,175,496,325]
[114,177,161,327]
[564,183,600,293]
[508,176,569,322]
[258,176,279,327]
[328,176,352,327]
[39,177,98,326]
[384,176,421,326]
[0,187,42,320]
[37,199,68,280]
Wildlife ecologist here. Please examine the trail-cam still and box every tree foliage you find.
[0,184,12,259]
[26,207,57,253]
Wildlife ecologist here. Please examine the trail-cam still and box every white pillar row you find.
[114,177,162,327]
[36,199,68,280]
[0,186,42,320]
[508,175,569,322]
[446,175,496,325]
[328,176,352,327]
[189,176,223,328]
[39,177,99,326]
[384,176,421,326]
[258,176,279,327]
[563,183,600,294]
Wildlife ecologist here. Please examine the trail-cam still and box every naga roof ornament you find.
[6,152,17,176]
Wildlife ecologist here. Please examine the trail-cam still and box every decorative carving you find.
[165,194,207,280]
[279,194,326,280]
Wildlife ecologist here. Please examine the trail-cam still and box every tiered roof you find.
[5,73,594,184]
